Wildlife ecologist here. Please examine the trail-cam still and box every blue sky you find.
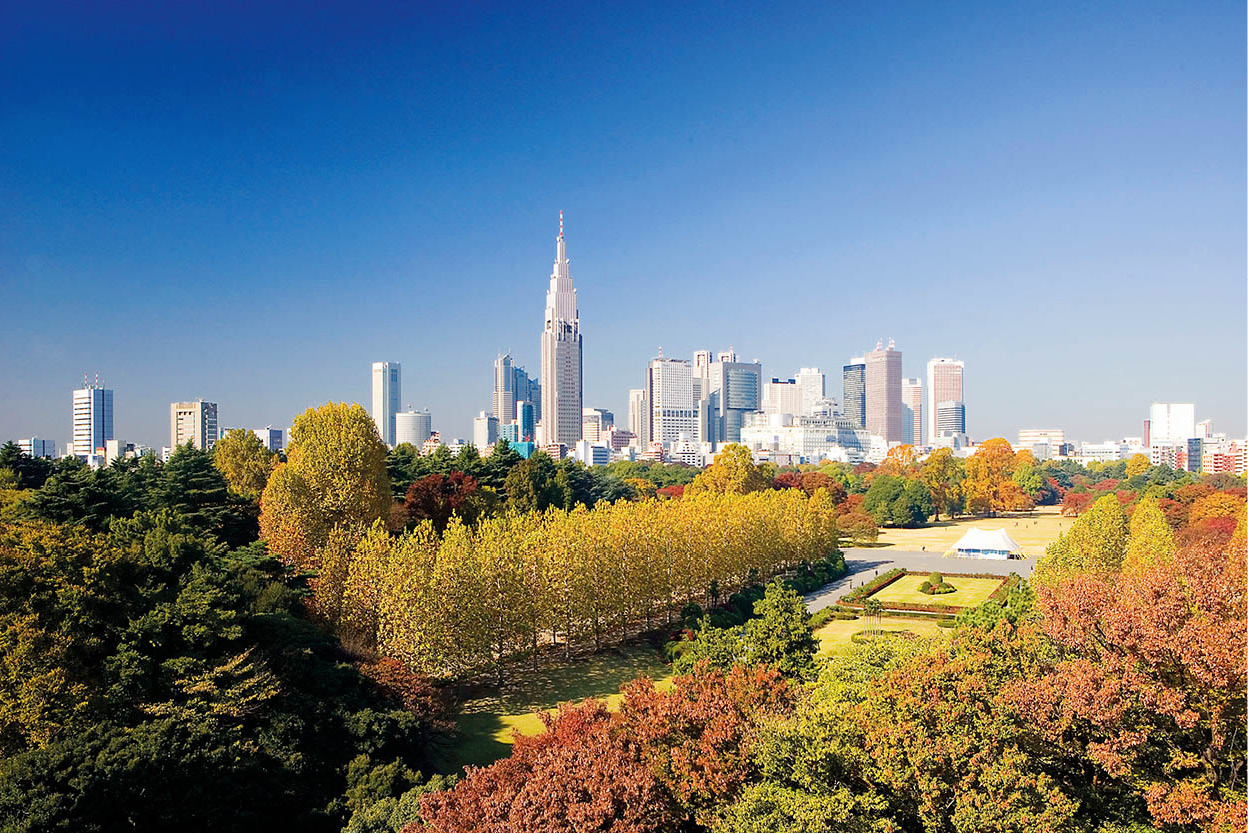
[2,0,1244,448]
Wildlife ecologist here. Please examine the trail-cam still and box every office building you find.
[252,426,284,452]
[492,353,540,424]
[582,408,614,442]
[72,380,114,460]
[762,378,803,417]
[925,358,964,445]
[842,360,865,429]
[371,361,401,447]
[170,399,219,450]
[18,437,55,458]
[395,409,433,448]
[936,400,966,437]
[795,367,825,416]
[901,378,922,447]
[628,388,647,446]
[539,212,583,446]
[473,411,499,449]
[492,353,516,422]
[740,412,870,464]
[706,351,762,444]
[1147,403,1196,445]
[645,356,697,446]
[864,339,903,444]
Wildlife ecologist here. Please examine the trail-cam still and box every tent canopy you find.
[946,527,1025,559]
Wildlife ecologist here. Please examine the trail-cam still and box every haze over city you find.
[2,1,1244,447]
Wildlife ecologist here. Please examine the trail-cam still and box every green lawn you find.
[870,574,1003,608]
[873,506,1067,556]
[444,645,674,771]
[815,614,949,655]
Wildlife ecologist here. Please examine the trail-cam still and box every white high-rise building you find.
[371,361,401,447]
[628,388,647,446]
[926,358,964,445]
[795,367,826,415]
[170,399,219,450]
[72,381,114,459]
[582,408,614,442]
[539,211,583,447]
[645,356,696,446]
[473,411,499,449]
[1148,403,1196,444]
[252,426,284,452]
[762,378,804,416]
[395,410,433,448]
[492,353,515,423]
[901,378,922,446]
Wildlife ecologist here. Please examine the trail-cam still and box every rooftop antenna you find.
[559,209,564,239]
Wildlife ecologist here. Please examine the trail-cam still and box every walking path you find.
[804,548,1037,612]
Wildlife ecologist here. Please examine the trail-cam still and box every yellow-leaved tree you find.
[213,428,277,500]
[1122,495,1175,575]
[259,402,390,568]
[962,438,1017,516]
[685,443,770,496]
[1125,453,1151,479]
[1034,494,1127,585]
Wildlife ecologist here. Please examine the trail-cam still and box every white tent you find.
[945,527,1025,560]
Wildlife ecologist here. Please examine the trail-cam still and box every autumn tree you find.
[875,444,918,477]
[416,700,679,832]
[403,471,481,533]
[918,447,962,520]
[962,438,1017,516]
[1034,494,1126,584]
[259,402,391,568]
[1011,523,1247,831]
[1125,453,1151,478]
[686,444,771,496]
[213,428,276,500]
[1122,495,1175,574]
[1189,492,1242,525]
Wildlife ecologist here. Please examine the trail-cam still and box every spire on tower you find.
[559,209,564,239]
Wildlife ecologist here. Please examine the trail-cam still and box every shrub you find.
[937,618,957,628]
[918,581,933,593]
[929,572,944,586]
[807,608,834,629]
[833,611,859,620]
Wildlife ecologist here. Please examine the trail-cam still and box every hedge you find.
[840,567,906,603]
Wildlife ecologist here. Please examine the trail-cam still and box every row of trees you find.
[314,488,841,680]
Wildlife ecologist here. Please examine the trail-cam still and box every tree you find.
[742,582,818,678]
[962,438,1017,516]
[0,441,52,490]
[918,448,962,521]
[863,476,932,528]
[1189,492,1243,525]
[686,444,770,496]
[837,511,878,545]
[876,445,918,477]
[213,429,276,500]
[1012,527,1247,831]
[503,451,561,513]
[1034,494,1127,585]
[1122,496,1175,574]
[402,472,481,534]
[416,700,679,832]
[1125,453,1151,479]
[155,442,255,546]
[259,402,391,568]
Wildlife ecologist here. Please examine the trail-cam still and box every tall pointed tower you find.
[539,211,583,447]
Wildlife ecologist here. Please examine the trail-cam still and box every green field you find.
[873,506,1068,556]
[815,614,949,655]
[869,574,1004,608]
[445,645,673,771]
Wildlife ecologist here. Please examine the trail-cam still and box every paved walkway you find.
[804,548,1036,612]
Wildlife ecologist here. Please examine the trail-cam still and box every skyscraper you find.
[707,353,762,444]
[645,356,696,446]
[925,358,964,445]
[762,378,803,416]
[371,361,401,447]
[539,212,582,446]
[901,378,922,447]
[72,379,114,459]
[842,360,865,430]
[1148,402,1196,444]
[170,399,219,450]
[628,388,647,446]
[492,353,515,423]
[582,408,614,442]
[473,411,499,449]
[936,401,966,437]
[864,339,903,444]
[795,367,825,415]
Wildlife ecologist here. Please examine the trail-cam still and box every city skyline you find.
[2,2,1244,446]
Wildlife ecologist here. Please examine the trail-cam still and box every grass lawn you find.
[870,574,1004,608]
[873,506,1068,556]
[444,645,674,771]
[815,614,949,656]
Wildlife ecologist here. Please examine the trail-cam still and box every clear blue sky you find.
[2,0,1244,448]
